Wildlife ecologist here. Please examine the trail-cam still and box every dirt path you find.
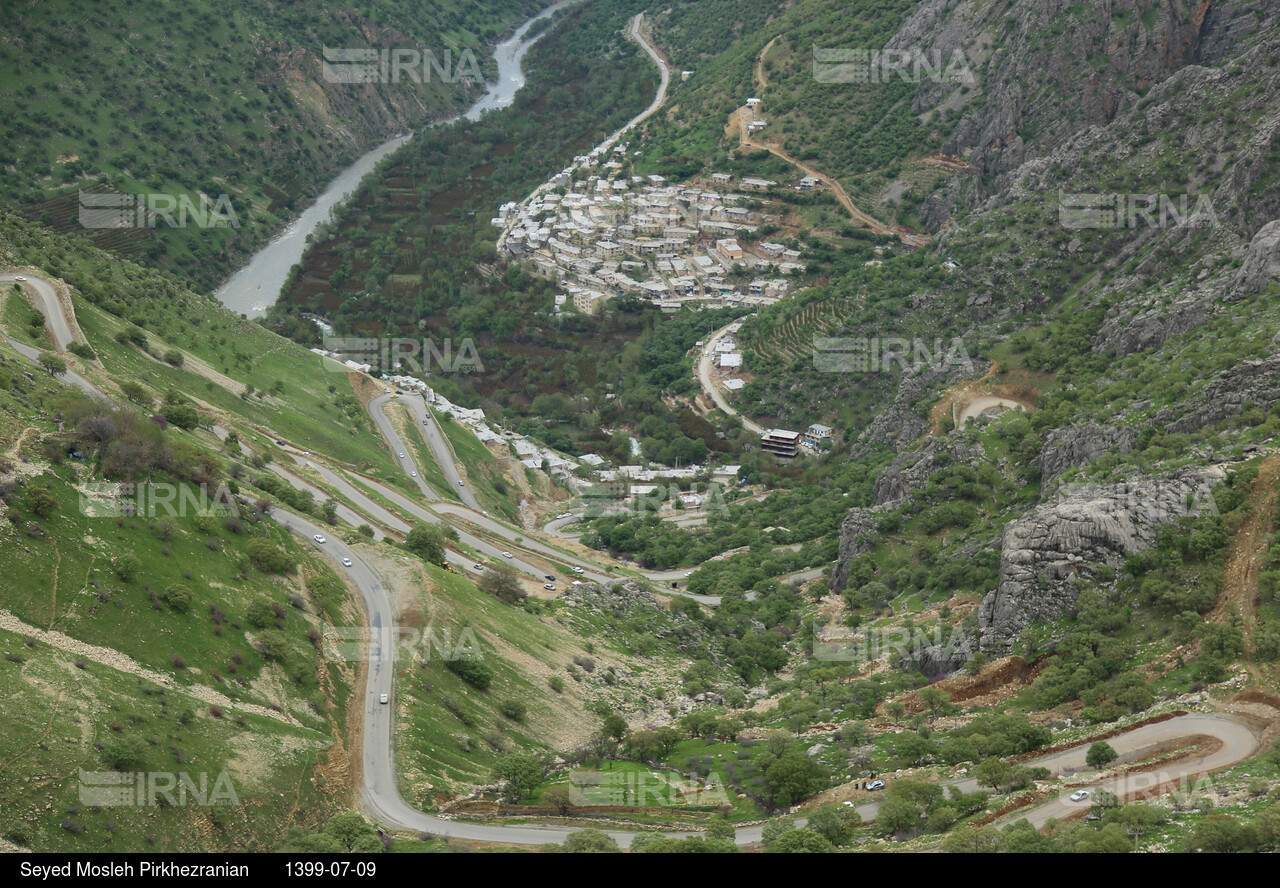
[735,39,906,242]
[755,36,779,91]
[1209,451,1280,679]
[0,608,301,726]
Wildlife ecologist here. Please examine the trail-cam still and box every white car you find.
[473,563,485,570]
[571,567,584,574]
[684,571,693,577]
[313,534,326,544]
[398,452,405,458]
[14,275,26,282]
[1070,790,1090,802]
[379,694,389,704]
[384,389,391,394]
[411,471,417,477]
[341,558,353,567]
[457,480,465,486]
[501,551,512,558]
[866,780,885,791]
[544,584,556,590]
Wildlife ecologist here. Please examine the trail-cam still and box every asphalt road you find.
[11,273,1264,847]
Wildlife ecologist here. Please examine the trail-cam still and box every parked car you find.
[1070,790,1090,802]
[543,584,556,591]
[313,534,326,544]
[867,780,885,791]
[379,694,389,704]
[341,558,353,567]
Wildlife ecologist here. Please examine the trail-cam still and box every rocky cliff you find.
[977,465,1227,650]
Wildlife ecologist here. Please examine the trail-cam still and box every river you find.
[212,1,576,319]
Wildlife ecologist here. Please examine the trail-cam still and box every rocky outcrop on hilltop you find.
[977,465,1227,651]
[1037,424,1137,482]
[908,0,1280,225]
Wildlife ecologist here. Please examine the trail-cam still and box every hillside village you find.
[495,130,816,316]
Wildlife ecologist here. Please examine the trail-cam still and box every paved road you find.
[495,12,669,254]
[1,272,101,399]
[7,269,1267,847]
[1,272,78,348]
[367,394,446,502]
[389,394,482,510]
[696,317,763,434]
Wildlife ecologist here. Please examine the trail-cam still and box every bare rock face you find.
[830,508,878,593]
[1158,353,1280,435]
[561,579,659,614]
[1093,295,1218,359]
[1232,220,1280,294]
[1037,424,1137,482]
[977,466,1226,651]
[874,437,985,505]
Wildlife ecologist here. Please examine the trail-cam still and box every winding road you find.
[3,28,1270,841]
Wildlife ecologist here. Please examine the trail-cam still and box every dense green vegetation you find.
[0,0,546,289]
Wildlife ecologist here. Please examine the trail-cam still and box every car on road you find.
[398,452,404,458]
[481,510,488,516]
[457,480,465,486]
[571,566,584,574]
[384,389,391,394]
[341,558,353,567]
[379,694,388,704]
[411,471,417,477]
[313,534,326,544]
[501,551,512,558]
[543,584,555,590]
[473,563,485,570]
[684,571,693,577]
[1070,790,1090,802]
[14,276,26,281]
[866,780,885,791]
[544,574,556,582]
[276,440,286,446]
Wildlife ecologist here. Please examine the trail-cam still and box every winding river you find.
[212,1,576,319]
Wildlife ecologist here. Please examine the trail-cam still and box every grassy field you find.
[0,626,341,852]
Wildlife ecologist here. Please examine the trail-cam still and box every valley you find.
[3,0,1280,859]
